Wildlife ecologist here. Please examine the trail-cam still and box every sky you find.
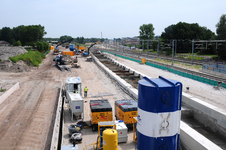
[0,0,225,39]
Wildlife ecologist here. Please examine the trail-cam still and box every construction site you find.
[0,43,226,150]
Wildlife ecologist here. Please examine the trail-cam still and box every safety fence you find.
[103,51,226,89]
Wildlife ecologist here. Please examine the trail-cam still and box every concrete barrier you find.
[50,84,63,150]
[182,92,226,140]
[0,82,19,105]
[180,121,222,150]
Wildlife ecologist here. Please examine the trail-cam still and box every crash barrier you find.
[0,82,19,105]
[103,51,226,89]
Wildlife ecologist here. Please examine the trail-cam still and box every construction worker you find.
[75,90,78,94]
[84,86,88,97]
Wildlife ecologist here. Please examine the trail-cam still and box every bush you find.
[43,42,49,51]
[36,41,44,52]
[13,40,22,46]
[35,41,49,52]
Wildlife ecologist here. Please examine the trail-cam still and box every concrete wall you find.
[180,121,222,150]
[182,92,226,140]
[0,82,19,105]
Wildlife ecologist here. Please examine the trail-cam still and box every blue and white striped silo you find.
[137,76,182,150]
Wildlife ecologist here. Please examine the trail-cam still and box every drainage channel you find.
[93,52,226,150]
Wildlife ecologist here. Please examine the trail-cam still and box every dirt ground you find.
[1,45,226,150]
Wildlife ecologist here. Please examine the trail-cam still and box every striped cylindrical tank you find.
[137,76,182,150]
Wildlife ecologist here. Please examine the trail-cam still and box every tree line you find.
[44,36,107,44]
[138,14,226,60]
[0,25,50,52]
[139,14,226,41]
[0,25,46,45]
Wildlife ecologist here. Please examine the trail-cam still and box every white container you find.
[65,77,84,120]
[115,120,128,143]
[66,91,84,120]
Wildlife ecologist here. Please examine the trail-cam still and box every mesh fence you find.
[102,51,225,89]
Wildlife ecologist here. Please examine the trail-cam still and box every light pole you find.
[172,40,174,66]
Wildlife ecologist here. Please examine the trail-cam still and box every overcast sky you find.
[0,0,225,39]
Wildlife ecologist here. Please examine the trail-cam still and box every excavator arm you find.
[55,38,73,52]
[88,42,96,55]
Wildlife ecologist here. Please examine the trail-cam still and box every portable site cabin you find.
[65,77,84,120]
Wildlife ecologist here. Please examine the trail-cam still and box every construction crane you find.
[54,38,73,54]
[82,42,97,56]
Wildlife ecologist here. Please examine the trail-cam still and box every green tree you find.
[161,24,175,39]
[216,14,226,40]
[76,37,85,44]
[36,41,44,51]
[59,35,72,42]
[161,22,215,40]
[217,43,226,60]
[19,25,47,45]
[13,40,22,46]
[43,42,49,51]
[12,25,23,42]
[0,27,14,44]
[139,24,155,40]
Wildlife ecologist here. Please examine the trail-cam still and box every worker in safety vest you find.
[75,90,78,93]
[84,86,88,97]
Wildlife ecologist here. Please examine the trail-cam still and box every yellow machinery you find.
[90,100,113,131]
[51,46,54,50]
[97,121,116,150]
[75,46,87,50]
[115,100,138,125]
[133,117,137,143]
[103,129,118,150]
[83,121,117,150]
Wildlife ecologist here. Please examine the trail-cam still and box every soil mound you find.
[0,46,31,72]
[0,46,27,60]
